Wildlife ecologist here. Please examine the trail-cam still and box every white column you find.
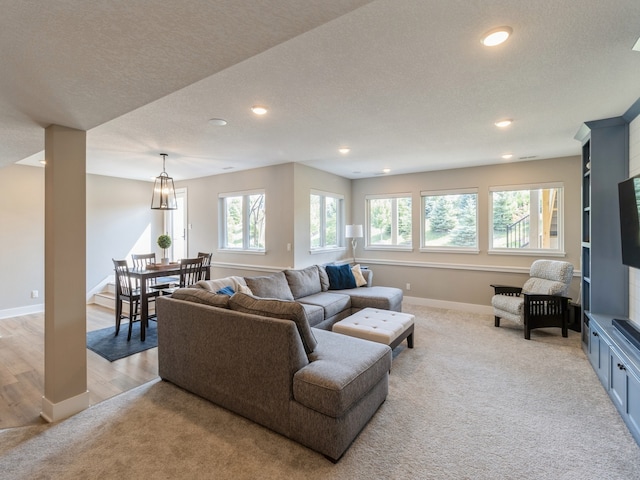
[41,125,90,422]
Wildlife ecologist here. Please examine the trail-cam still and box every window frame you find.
[365,193,413,251]
[420,188,479,254]
[488,182,565,257]
[218,189,266,253]
[309,189,345,253]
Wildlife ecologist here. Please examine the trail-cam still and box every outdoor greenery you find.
[310,194,339,249]
[368,197,411,246]
[224,193,265,249]
[423,193,477,247]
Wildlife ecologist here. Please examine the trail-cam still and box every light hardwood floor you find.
[0,304,159,429]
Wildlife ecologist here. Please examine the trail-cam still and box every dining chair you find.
[162,256,205,295]
[197,252,212,281]
[132,252,176,289]
[113,259,161,341]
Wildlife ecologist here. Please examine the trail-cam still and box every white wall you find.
[351,156,582,306]
[176,163,353,278]
[0,165,45,313]
[628,115,640,329]
[0,165,162,318]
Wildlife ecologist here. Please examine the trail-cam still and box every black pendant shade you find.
[151,153,177,210]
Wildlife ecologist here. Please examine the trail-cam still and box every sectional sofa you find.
[156,264,404,461]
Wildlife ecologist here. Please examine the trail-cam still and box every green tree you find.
[429,196,456,233]
[449,194,477,246]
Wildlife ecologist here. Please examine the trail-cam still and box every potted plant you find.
[157,234,172,264]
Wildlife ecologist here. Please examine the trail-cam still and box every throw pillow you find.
[228,293,317,354]
[244,271,294,300]
[351,264,367,287]
[170,288,230,308]
[318,265,330,291]
[284,265,322,299]
[325,264,357,290]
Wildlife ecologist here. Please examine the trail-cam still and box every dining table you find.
[123,262,210,341]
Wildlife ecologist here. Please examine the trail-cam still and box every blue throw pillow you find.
[325,264,357,290]
[216,286,235,296]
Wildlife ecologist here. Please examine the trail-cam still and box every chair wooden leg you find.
[127,299,138,341]
[494,316,500,327]
[524,326,531,340]
[115,299,122,336]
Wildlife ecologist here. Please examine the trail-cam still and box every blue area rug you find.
[86,322,157,362]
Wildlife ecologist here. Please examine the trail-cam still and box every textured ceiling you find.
[3,0,640,181]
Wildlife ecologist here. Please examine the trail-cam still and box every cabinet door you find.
[589,327,609,386]
[609,349,627,412]
[627,369,640,440]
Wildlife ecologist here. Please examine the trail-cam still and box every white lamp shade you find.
[346,224,363,238]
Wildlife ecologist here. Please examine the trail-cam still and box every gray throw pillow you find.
[170,288,230,308]
[244,271,294,301]
[284,265,322,299]
[228,292,317,354]
[318,265,330,292]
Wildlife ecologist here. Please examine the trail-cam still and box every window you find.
[489,183,564,254]
[366,194,412,249]
[421,189,478,252]
[310,191,344,250]
[219,190,265,251]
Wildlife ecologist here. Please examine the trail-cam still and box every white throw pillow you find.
[351,264,367,287]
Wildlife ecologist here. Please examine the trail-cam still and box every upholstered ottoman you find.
[332,307,415,350]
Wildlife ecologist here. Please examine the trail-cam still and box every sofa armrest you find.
[361,268,373,287]
[491,284,522,296]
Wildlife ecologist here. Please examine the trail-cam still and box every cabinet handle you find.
[592,331,599,337]
[617,363,627,371]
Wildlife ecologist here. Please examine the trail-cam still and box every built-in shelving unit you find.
[576,117,629,344]
[577,116,639,447]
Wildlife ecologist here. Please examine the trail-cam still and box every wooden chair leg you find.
[115,299,122,336]
[494,316,500,327]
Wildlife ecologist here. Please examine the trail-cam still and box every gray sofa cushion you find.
[229,292,317,354]
[293,329,392,417]
[284,265,323,299]
[334,286,403,312]
[298,292,351,320]
[244,271,294,301]
[300,303,325,328]
[170,288,230,308]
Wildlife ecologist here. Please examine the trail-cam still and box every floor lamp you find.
[345,224,363,260]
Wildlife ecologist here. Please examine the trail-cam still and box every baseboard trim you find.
[41,390,91,423]
[0,303,44,320]
[403,296,493,315]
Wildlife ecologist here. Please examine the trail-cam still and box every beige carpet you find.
[1,304,639,479]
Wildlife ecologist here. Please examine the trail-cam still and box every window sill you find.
[419,247,479,254]
[310,247,347,255]
[364,246,413,252]
[217,249,266,255]
[488,248,566,257]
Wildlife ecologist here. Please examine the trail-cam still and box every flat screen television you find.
[618,175,640,269]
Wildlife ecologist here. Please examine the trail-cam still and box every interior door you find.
[166,188,188,261]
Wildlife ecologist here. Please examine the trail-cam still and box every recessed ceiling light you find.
[339,147,350,154]
[251,105,268,115]
[481,26,513,47]
[208,118,227,126]
[501,154,513,160]
[495,119,513,128]
[382,168,391,174]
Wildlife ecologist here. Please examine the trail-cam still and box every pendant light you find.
[151,153,177,210]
